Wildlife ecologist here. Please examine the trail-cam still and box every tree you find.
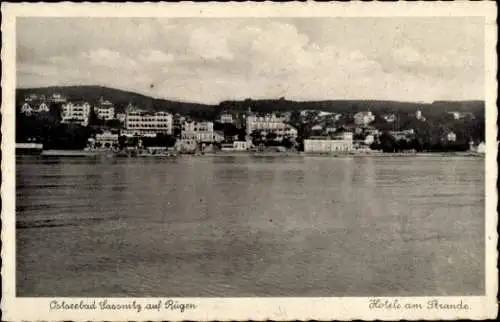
[296,138,305,152]
[173,127,182,138]
[214,122,241,139]
[118,135,127,149]
[289,111,301,125]
[353,132,365,141]
[105,119,122,129]
[48,102,63,122]
[409,137,424,152]
[87,107,101,126]
[250,130,263,146]
[281,137,295,149]
[395,139,409,151]
[375,132,397,152]
[155,133,177,147]
[266,132,278,141]
[237,132,246,141]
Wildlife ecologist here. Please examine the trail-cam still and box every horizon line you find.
[15,84,485,106]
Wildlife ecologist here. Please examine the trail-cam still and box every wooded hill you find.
[16,85,485,120]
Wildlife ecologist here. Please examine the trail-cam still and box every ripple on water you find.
[16,156,485,296]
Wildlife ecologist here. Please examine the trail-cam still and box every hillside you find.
[219,98,485,117]
[16,86,485,119]
[16,85,215,115]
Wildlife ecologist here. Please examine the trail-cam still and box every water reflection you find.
[16,156,484,296]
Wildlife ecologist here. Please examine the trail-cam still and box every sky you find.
[17,17,484,104]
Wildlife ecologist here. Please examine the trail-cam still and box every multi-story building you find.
[354,111,375,125]
[125,110,173,136]
[246,114,286,134]
[277,126,297,139]
[331,131,354,141]
[20,102,50,115]
[304,132,354,153]
[173,114,186,137]
[24,94,39,102]
[21,103,32,115]
[218,112,234,124]
[246,114,297,138]
[95,99,115,121]
[38,102,50,113]
[48,93,67,103]
[95,107,115,120]
[182,120,223,142]
[95,131,119,148]
[61,102,91,126]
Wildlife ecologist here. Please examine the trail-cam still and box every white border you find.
[1,2,498,321]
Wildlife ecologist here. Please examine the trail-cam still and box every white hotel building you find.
[95,99,115,121]
[304,132,354,153]
[182,120,224,142]
[95,131,119,148]
[246,114,297,138]
[124,110,173,136]
[61,102,91,126]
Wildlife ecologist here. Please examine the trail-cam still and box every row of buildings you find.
[121,109,228,144]
[23,93,67,103]
[21,96,300,145]
[20,95,474,129]
[62,98,121,126]
[19,93,475,153]
[21,96,120,126]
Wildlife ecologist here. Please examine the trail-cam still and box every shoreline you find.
[20,149,485,158]
[201,151,485,158]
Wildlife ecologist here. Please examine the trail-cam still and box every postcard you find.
[1,2,497,321]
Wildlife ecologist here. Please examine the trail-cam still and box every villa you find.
[354,111,375,125]
[61,101,91,126]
